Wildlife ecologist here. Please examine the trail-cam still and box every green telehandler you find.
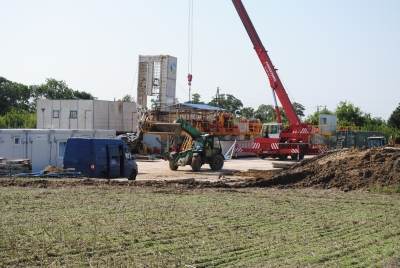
[168,118,225,172]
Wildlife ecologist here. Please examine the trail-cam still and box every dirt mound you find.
[244,148,400,191]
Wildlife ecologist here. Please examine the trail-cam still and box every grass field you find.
[0,185,399,267]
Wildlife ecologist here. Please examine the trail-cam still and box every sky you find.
[1,0,399,119]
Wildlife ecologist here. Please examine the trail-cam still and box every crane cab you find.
[261,123,282,139]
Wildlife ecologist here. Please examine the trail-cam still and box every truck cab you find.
[261,123,282,139]
[64,138,138,180]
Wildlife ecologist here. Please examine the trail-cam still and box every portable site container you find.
[319,114,337,135]
[336,130,386,149]
[0,129,115,172]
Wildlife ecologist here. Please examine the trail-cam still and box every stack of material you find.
[0,158,32,176]
[14,165,81,178]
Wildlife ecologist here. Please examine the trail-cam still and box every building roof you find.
[179,102,224,111]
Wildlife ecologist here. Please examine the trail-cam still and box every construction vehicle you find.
[64,138,138,180]
[168,118,224,171]
[232,0,325,160]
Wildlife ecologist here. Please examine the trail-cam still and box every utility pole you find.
[216,87,220,106]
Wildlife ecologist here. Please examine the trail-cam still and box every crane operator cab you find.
[261,123,282,139]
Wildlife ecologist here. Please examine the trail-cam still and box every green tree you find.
[1,109,36,128]
[32,78,94,109]
[240,107,255,119]
[292,102,305,118]
[0,77,32,115]
[120,94,134,102]
[209,94,243,113]
[335,101,365,127]
[74,90,95,100]
[191,93,204,104]
[388,103,400,129]
[254,104,276,123]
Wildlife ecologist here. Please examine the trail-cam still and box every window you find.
[321,118,328,125]
[58,142,67,158]
[14,137,21,145]
[52,110,60,118]
[69,110,78,119]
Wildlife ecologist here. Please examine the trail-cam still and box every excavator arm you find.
[232,0,301,126]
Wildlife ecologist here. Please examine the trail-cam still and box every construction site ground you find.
[135,157,282,181]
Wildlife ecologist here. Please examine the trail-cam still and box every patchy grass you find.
[369,184,400,194]
[0,185,399,267]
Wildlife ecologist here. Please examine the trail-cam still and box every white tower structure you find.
[137,55,177,111]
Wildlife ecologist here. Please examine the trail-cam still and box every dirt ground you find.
[135,157,283,181]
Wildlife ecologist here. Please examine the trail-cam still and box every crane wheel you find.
[210,154,224,171]
[278,155,288,161]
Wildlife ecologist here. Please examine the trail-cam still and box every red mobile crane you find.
[232,0,324,160]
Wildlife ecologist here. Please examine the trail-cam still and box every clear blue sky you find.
[1,0,399,119]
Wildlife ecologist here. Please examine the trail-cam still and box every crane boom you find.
[232,0,301,126]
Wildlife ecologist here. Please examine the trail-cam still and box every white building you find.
[36,99,138,133]
[0,129,115,171]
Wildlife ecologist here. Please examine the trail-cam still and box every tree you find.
[292,102,305,118]
[240,107,255,119]
[120,94,134,102]
[32,78,94,102]
[0,77,32,115]
[388,103,400,129]
[209,94,243,113]
[191,93,204,104]
[335,101,365,127]
[254,104,276,123]
[74,91,95,100]
[0,108,36,128]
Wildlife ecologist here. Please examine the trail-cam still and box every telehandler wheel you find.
[290,154,299,161]
[191,156,202,172]
[169,160,178,171]
[210,154,224,171]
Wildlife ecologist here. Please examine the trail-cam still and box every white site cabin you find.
[0,129,115,172]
